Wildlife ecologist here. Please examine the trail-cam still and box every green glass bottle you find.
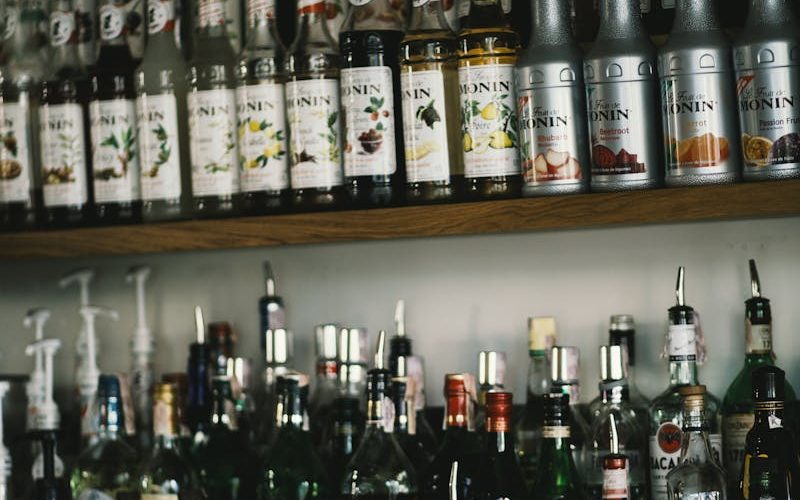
[480,391,529,499]
[533,391,583,500]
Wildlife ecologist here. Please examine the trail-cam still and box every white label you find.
[40,103,88,207]
[667,324,697,362]
[137,93,182,201]
[236,83,289,192]
[349,0,371,5]
[457,0,470,18]
[745,321,772,354]
[90,99,140,203]
[49,11,75,46]
[199,0,226,27]
[341,66,398,177]
[543,426,571,439]
[0,101,32,203]
[458,64,520,178]
[401,70,451,183]
[77,491,114,500]
[686,493,721,500]
[148,0,176,34]
[142,495,179,500]
[188,89,240,197]
[99,4,124,40]
[722,413,754,486]
[650,430,723,500]
[602,464,629,499]
[248,0,276,21]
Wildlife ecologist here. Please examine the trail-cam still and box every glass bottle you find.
[186,308,211,444]
[399,0,463,204]
[309,323,339,447]
[135,0,192,222]
[90,0,142,224]
[665,386,727,500]
[70,374,140,497]
[551,345,591,482]
[607,314,650,424]
[475,350,506,431]
[258,262,286,352]
[602,414,632,500]
[585,0,661,191]
[236,0,289,214]
[256,327,293,445]
[161,372,193,457]
[187,0,241,218]
[533,391,583,500]
[321,395,363,491]
[457,0,521,200]
[339,0,405,207]
[30,430,72,500]
[658,0,741,186]
[722,260,797,497]
[39,0,93,228]
[516,0,589,197]
[286,0,345,210]
[74,0,97,68]
[480,391,529,498]
[390,376,435,476]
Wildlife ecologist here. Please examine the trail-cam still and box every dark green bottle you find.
[532,392,583,500]
[480,391,528,499]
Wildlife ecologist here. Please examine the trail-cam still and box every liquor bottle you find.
[722,260,797,497]
[551,345,591,480]
[532,392,583,500]
[321,395,363,491]
[69,374,140,497]
[161,371,193,456]
[475,350,506,430]
[309,323,339,447]
[208,321,235,375]
[257,327,293,444]
[40,0,93,228]
[734,0,800,181]
[741,366,800,500]
[338,327,369,405]
[585,0,661,191]
[228,356,257,443]
[517,0,589,197]
[259,372,329,499]
[135,0,192,222]
[187,0,241,218]
[515,316,556,491]
[29,430,71,500]
[457,0,521,200]
[139,382,203,498]
[481,391,529,498]
[602,414,631,500]
[236,0,289,214]
[649,267,723,500]
[390,376,435,475]
[399,0,464,203]
[665,386,727,500]
[286,0,345,210]
[258,262,286,352]
[339,0,405,207]
[187,306,211,441]
[341,331,418,499]
[658,0,741,186]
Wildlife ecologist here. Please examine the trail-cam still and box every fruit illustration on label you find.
[43,134,81,184]
[353,96,389,154]
[238,118,285,169]
[416,100,441,129]
[525,149,582,183]
[0,130,21,180]
[461,94,517,154]
[670,132,730,168]
[742,134,771,167]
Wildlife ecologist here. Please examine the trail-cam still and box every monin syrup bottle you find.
[734,0,800,181]
[658,0,741,186]
[585,0,661,191]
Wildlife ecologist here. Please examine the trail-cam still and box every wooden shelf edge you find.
[1,180,799,259]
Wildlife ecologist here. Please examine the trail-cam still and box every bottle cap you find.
[669,267,695,325]
[98,374,122,399]
[265,328,293,364]
[600,345,627,382]
[264,261,278,297]
[227,357,252,391]
[609,314,635,332]
[339,328,369,365]
[752,365,785,402]
[485,391,513,433]
[679,384,706,409]
[551,346,580,384]
[478,351,506,388]
[528,316,556,353]
[315,324,339,360]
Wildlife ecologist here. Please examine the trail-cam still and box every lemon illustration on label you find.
[463,133,473,152]
[489,130,512,149]
[481,102,499,121]
[249,120,261,133]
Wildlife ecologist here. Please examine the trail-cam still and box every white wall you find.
[0,216,799,418]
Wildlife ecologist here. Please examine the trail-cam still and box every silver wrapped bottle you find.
[585,0,661,191]
[516,0,589,196]
[658,0,741,186]
[734,0,800,181]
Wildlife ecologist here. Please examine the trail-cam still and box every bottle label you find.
[518,87,584,185]
[148,0,176,34]
[142,495,179,500]
[49,10,76,46]
[745,320,772,354]
[39,103,89,207]
[349,0,371,5]
[297,0,325,12]
[77,491,114,500]
[0,101,32,203]
[199,0,226,27]
[90,99,141,203]
[341,66,398,178]
[152,399,175,438]
[286,78,343,189]
[650,430,723,500]
[136,93,183,201]
[99,4,124,40]
[236,83,289,192]
[722,413,754,485]
[2,7,18,40]
[188,89,240,197]
[602,463,630,499]
[401,69,451,183]
[667,324,697,362]
[459,64,519,178]
[247,0,276,22]
[542,425,571,439]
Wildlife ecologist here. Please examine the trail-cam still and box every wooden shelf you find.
[2,180,799,259]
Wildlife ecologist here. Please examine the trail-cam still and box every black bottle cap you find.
[543,391,570,424]
[97,374,121,399]
[752,365,785,402]
[746,259,771,325]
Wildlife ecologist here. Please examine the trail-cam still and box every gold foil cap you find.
[528,316,557,353]
[679,384,706,409]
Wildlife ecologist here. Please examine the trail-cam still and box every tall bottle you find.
[480,391,529,498]
[135,0,192,222]
[258,262,286,352]
[187,0,241,218]
[309,323,339,447]
[551,345,591,481]
[236,0,289,214]
[734,0,800,181]
[257,327,293,444]
[90,0,142,224]
[40,0,93,227]
[457,0,521,200]
[533,391,583,500]
[658,0,740,186]
[399,0,463,203]
[286,0,345,210]
[187,306,211,442]
[390,375,435,476]
[585,0,661,191]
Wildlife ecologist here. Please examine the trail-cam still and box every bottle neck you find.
[600,384,629,405]
[49,7,82,72]
[278,388,307,430]
[486,429,515,454]
[464,0,509,30]
[554,382,581,407]
[445,392,471,430]
[147,0,178,43]
[754,401,785,427]
[98,396,124,439]
[245,0,281,49]
[316,359,339,382]
[408,0,451,33]
[680,405,713,463]
[210,378,236,429]
[673,0,721,33]
[527,351,549,400]
[529,0,572,45]
[746,0,794,27]
[597,0,645,40]
[667,324,700,387]
[195,0,229,40]
[391,390,415,436]
[98,3,128,49]
[293,3,336,50]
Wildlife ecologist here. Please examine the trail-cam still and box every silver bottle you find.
[734,0,800,181]
[658,0,741,186]
[516,0,589,196]
[585,0,661,191]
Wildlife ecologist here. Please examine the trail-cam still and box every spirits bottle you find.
[658,0,741,186]
[187,0,241,218]
[722,260,797,497]
[338,327,370,405]
[475,350,506,430]
[135,0,192,222]
[30,429,72,500]
[551,345,591,481]
[257,327,293,444]
[650,267,723,500]
[741,366,800,500]
[236,0,289,214]
[321,395,363,491]
[161,372,194,457]
[186,306,211,441]
[286,0,344,210]
[602,414,631,500]
[399,0,463,203]
[258,262,286,352]
[70,374,140,498]
[533,391,583,500]
[665,386,727,500]
[585,0,661,191]
[309,323,339,447]
[480,391,529,498]
[457,0,521,200]
[390,375,435,476]
[517,0,589,197]
[40,0,93,228]
[734,0,800,181]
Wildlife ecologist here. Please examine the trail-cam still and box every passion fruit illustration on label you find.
[523,149,582,183]
[591,144,646,175]
[461,98,517,155]
[742,133,772,168]
[668,132,730,168]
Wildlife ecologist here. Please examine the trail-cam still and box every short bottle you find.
[480,391,529,498]
[533,391,583,500]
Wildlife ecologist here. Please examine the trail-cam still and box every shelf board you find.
[2,180,799,259]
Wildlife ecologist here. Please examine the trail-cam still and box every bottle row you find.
[2,0,800,231]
